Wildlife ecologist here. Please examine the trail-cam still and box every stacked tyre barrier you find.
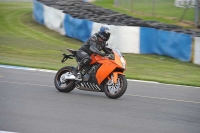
[33,0,200,65]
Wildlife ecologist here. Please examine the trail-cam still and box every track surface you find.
[0,67,200,133]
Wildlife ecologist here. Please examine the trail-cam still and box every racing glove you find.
[99,52,107,57]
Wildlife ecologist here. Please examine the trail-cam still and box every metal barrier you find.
[175,0,195,7]
[114,0,195,22]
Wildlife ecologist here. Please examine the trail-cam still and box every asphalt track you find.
[0,66,200,133]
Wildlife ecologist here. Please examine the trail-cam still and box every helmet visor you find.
[103,32,110,41]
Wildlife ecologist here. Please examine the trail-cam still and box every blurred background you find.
[115,0,194,21]
[1,0,200,86]
[94,0,199,28]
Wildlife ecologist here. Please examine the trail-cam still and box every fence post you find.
[195,0,199,27]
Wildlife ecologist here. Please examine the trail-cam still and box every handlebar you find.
[105,54,114,60]
[99,54,114,60]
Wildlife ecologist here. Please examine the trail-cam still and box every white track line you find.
[0,64,200,89]
[0,131,18,133]
[0,80,54,88]
[124,94,200,104]
[0,65,57,73]
[1,80,200,104]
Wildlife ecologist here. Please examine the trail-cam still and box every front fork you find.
[107,72,124,84]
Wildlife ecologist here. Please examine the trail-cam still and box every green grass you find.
[0,2,200,87]
[0,2,82,69]
[94,0,195,28]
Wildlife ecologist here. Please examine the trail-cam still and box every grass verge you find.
[0,2,200,87]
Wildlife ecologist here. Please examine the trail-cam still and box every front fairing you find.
[89,49,126,85]
[113,49,126,70]
[90,49,126,70]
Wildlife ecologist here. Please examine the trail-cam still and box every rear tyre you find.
[104,74,127,99]
[54,66,75,93]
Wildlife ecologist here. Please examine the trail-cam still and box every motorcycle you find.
[54,47,127,99]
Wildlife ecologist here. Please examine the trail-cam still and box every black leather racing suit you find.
[76,33,111,68]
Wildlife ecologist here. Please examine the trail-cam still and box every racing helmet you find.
[98,26,110,41]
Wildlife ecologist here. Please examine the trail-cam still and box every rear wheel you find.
[104,74,127,99]
[54,66,75,92]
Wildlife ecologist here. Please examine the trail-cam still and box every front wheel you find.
[54,66,75,92]
[104,74,127,99]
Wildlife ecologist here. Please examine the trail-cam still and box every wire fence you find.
[114,0,196,22]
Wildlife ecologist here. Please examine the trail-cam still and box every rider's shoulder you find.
[90,34,98,42]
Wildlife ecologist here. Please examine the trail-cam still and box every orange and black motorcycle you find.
[54,47,127,99]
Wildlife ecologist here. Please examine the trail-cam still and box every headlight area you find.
[120,57,126,69]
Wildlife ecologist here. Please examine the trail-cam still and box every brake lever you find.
[106,54,114,60]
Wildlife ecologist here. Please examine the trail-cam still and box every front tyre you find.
[54,66,75,92]
[104,74,127,99]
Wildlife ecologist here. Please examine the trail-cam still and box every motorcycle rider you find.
[75,26,112,79]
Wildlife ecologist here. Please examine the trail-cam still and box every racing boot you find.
[74,66,82,81]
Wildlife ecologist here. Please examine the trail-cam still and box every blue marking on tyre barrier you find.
[33,0,44,25]
[63,14,93,42]
[140,27,192,62]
